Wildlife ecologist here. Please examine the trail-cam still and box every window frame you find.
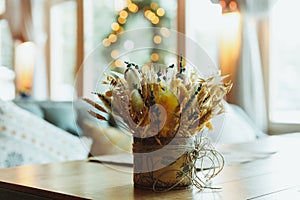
[45,0,84,99]
[259,12,300,135]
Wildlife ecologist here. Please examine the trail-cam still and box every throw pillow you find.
[81,119,132,156]
[208,102,263,144]
[0,100,92,168]
[39,101,82,136]
[14,100,44,118]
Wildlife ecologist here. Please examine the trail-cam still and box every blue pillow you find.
[14,101,44,118]
[39,102,82,136]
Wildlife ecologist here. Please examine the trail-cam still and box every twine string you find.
[151,135,224,192]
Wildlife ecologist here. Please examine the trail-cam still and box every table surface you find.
[1,134,300,200]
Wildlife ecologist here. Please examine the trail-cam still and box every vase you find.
[133,137,195,191]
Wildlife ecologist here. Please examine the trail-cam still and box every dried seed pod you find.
[124,68,140,91]
[96,93,112,110]
[178,85,189,103]
[83,98,108,113]
[105,90,113,97]
[88,110,107,121]
[130,89,144,114]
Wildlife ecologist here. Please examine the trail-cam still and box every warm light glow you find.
[108,34,117,43]
[102,38,111,47]
[160,27,170,37]
[151,16,159,24]
[111,22,120,31]
[114,59,123,66]
[229,1,238,11]
[146,12,155,20]
[116,26,124,34]
[220,12,241,46]
[151,53,159,61]
[150,2,159,10]
[144,10,151,17]
[219,11,241,94]
[111,50,119,59]
[128,3,138,13]
[156,8,165,17]
[15,41,37,93]
[118,17,126,24]
[119,10,128,18]
[153,35,162,44]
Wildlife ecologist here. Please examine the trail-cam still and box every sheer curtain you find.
[234,0,277,132]
[31,0,48,100]
[5,0,33,42]
[4,0,48,99]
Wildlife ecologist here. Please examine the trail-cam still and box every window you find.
[268,0,300,134]
[186,1,222,65]
[269,0,300,125]
[0,20,13,68]
[0,0,13,68]
[41,0,179,100]
[83,0,178,98]
[50,0,78,100]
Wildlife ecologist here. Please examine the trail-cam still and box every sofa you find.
[14,99,266,147]
[0,98,266,169]
[0,100,91,168]
[14,99,133,156]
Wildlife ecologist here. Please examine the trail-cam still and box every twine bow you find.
[152,136,224,192]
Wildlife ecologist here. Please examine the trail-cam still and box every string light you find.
[151,53,159,61]
[146,11,155,20]
[160,27,170,37]
[104,2,169,62]
[144,10,151,17]
[111,22,120,31]
[153,35,162,44]
[108,34,117,43]
[151,16,159,24]
[128,3,138,13]
[119,10,128,19]
[150,2,159,10]
[114,59,123,66]
[117,26,124,34]
[118,17,126,24]
[111,50,119,59]
[103,38,111,47]
[156,8,165,17]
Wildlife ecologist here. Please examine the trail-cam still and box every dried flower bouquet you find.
[85,58,232,146]
[85,58,232,191]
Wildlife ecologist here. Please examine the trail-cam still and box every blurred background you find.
[0,0,299,135]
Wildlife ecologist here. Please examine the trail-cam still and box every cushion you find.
[0,136,61,168]
[39,101,82,136]
[14,100,44,118]
[13,100,83,136]
[81,120,132,156]
[0,100,92,168]
[208,102,266,144]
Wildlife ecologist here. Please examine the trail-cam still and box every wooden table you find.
[1,134,300,200]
